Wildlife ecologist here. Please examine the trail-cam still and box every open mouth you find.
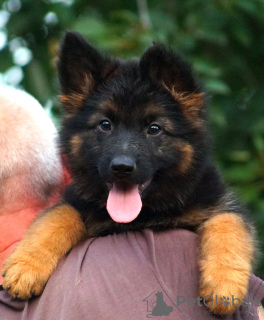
[106,178,152,194]
[106,178,152,223]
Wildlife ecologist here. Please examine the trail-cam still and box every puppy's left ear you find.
[140,44,199,93]
[140,44,205,120]
[58,31,119,114]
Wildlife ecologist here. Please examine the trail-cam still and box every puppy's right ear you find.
[58,31,118,114]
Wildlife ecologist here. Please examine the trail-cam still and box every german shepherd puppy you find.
[2,31,255,315]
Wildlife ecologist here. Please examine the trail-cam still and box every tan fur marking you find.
[143,105,164,117]
[70,134,82,155]
[162,82,205,124]
[143,105,177,132]
[60,72,94,114]
[178,143,194,174]
[99,100,117,113]
[172,91,204,111]
[60,93,84,113]
[160,118,175,132]
[168,141,194,175]
[176,92,204,128]
[173,91,205,125]
[85,100,117,127]
[2,204,86,299]
[199,213,254,315]
[87,113,102,127]
[81,72,94,94]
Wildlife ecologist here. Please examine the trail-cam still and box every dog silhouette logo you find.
[143,291,173,317]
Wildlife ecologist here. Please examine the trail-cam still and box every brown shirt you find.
[0,229,263,320]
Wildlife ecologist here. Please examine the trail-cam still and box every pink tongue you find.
[107,183,142,223]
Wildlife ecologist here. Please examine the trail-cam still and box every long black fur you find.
[58,31,247,236]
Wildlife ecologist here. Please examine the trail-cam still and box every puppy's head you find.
[58,31,208,222]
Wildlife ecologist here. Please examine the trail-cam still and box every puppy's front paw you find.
[1,252,53,299]
[199,213,254,316]
[199,264,249,316]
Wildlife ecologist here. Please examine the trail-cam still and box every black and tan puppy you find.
[2,31,255,316]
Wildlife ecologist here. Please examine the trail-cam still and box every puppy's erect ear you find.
[58,31,119,113]
[140,44,198,93]
[140,44,205,121]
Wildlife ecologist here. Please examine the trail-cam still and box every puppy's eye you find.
[148,124,161,135]
[99,120,111,132]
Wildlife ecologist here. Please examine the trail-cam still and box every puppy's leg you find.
[1,203,86,299]
[199,213,254,316]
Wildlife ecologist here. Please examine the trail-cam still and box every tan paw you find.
[199,265,249,316]
[199,213,254,316]
[1,252,53,299]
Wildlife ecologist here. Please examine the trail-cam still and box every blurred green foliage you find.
[1,0,264,275]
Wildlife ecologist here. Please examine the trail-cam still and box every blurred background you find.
[0,0,264,276]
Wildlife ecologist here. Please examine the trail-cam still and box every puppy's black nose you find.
[110,156,136,175]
